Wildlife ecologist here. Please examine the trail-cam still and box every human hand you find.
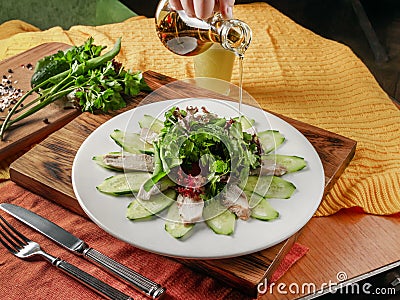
[169,0,235,20]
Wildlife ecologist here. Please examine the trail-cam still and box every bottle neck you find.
[217,19,252,58]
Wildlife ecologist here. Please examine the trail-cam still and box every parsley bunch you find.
[73,60,149,113]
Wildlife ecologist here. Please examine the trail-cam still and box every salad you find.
[93,106,306,239]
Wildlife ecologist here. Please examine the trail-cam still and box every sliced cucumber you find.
[245,190,262,208]
[246,191,279,220]
[203,199,236,235]
[138,114,164,134]
[96,172,151,195]
[244,175,296,199]
[93,152,123,171]
[265,176,296,199]
[110,129,154,154]
[262,154,306,173]
[258,130,285,153]
[233,116,255,130]
[165,202,194,239]
[243,175,273,197]
[126,189,176,220]
[251,198,279,221]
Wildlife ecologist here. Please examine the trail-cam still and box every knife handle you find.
[84,248,166,299]
[54,258,133,300]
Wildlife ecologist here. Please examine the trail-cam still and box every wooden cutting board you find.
[9,73,357,297]
[6,44,357,297]
[0,43,76,161]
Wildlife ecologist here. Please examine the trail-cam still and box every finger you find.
[193,0,215,19]
[180,0,196,18]
[169,0,184,10]
[219,0,235,19]
[214,0,220,13]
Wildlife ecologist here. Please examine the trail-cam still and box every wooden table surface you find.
[260,208,400,299]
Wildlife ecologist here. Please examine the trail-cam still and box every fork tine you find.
[0,215,28,249]
[0,215,30,242]
[0,217,19,253]
[0,232,17,254]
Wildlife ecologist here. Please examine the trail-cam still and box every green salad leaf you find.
[146,107,261,196]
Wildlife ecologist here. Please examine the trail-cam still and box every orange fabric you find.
[0,181,307,299]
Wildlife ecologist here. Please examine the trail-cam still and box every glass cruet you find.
[155,0,252,57]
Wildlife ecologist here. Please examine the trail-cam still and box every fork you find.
[0,215,134,300]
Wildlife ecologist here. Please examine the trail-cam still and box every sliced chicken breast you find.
[222,184,251,220]
[176,194,204,224]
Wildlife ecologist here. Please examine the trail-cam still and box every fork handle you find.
[84,248,165,299]
[54,258,133,300]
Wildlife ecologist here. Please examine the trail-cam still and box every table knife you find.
[0,203,165,299]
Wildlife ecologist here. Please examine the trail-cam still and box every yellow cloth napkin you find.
[0,20,40,40]
[0,3,399,216]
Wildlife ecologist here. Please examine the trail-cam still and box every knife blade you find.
[0,203,165,299]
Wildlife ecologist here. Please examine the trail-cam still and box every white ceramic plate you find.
[72,98,325,259]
